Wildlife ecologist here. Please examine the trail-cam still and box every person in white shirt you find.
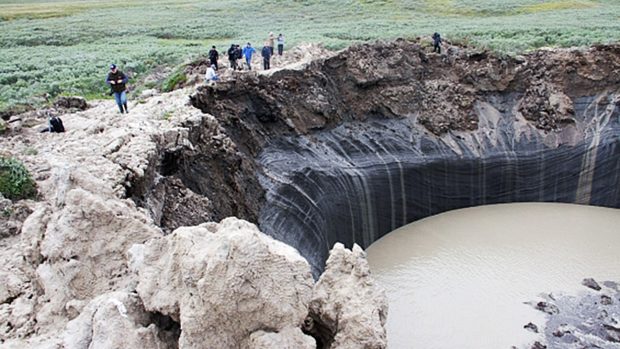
[205,64,219,85]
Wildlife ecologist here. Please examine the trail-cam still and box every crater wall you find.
[190,40,620,276]
[258,95,620,275]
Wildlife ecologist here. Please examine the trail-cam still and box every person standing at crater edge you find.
[277,33,285,56]
[268,32,275,55]
[227,44,238,70]
[261,42,272,70]
[209,45,219,70]
[432,32,442,53]
[106,64,129,114]
[242,42,256,70]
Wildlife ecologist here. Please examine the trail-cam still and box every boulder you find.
[247,326,316,349]
[36,188,160,322]
[63,291,175,349]
[307,243,388,349]
[53,96,89,111]
[130,217,314,349]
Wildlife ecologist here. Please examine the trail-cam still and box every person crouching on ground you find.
[261,42,272,70]
[106,64,129,114]
[205,64,219,85]
[242,42,256,70]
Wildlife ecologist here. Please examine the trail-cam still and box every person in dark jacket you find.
[106,64,129,113]
[208,46,219,70]
[432,32,442,53]
[261,42,272,70]
[227,44,238,70]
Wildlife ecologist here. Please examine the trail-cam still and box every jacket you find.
[106,70,128,93]
[261,46,271,60]
[242,46,256,60]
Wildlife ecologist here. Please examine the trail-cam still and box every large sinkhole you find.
[184,41,620,277]
[256,98,620,276]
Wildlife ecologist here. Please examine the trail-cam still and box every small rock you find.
[582,278,602,291]
[535,301,560,315]
[531,341,547,349]
[524,322,539,333]
[601,295,613,305]
[54,96,88,111]
[603,324,620,343]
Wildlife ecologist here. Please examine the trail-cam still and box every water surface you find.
[366,203,620,349]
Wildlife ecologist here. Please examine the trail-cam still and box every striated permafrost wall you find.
[258,93,620,276]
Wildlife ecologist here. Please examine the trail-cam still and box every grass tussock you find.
[0,157,37,201]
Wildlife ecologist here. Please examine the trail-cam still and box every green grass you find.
[0,0,619,113]
[0,156,37,201]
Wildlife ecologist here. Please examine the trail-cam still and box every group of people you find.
[204,32,286,84]
[106,32,442,113]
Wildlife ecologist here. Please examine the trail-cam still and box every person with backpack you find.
[242,42,256,70]
[227,44,238,70]
[432,32,442,54]
[208,46,219,70]
[106,64,129,114]
[261,42,272,70]
[277,33,285,56]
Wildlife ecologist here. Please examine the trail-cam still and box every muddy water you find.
[366,203,620,349]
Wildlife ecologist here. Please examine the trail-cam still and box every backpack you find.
[49,116,65,133]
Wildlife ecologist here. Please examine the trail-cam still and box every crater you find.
[181,40,620,276]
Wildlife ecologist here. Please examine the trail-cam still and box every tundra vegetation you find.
[1,0,619,113]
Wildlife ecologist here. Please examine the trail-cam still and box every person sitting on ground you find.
[227,44,238,70]
[208,45,219,70]
[261,42,272,70]
[105,64,129,114]
[205,64,219,84]
[432,32,442,54]
[242,42,256,70]
[277,33,285,56]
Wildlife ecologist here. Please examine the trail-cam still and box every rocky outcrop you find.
[529,279,620,348]
[306,243,388,349]
[130,217,315,349]
[63,291,176,349]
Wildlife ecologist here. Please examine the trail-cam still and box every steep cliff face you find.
[191,40,620,275]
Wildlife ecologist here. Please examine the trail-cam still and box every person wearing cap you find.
[105,64,129,114]
[242,42,256,70]
[205,64,219,85]
[261,41,272,70]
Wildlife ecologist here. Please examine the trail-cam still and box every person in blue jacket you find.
[242,42,256,70]
[106,64,129,113]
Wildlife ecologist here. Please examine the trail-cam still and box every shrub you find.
[0,157,37,201]
[160,67,187,92]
